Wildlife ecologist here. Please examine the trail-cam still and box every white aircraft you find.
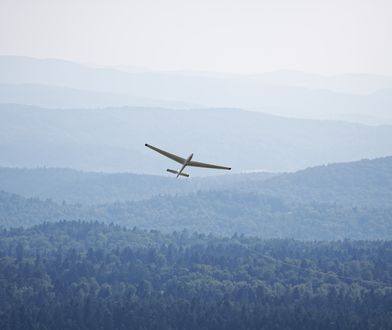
[145,143,231,178]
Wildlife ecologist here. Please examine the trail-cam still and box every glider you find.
[145,143,231,178]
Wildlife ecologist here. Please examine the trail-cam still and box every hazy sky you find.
[1,0,391,74]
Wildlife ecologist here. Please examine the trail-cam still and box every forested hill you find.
[0,167,274,204]
[0,156,391,206]
[1,156,392,239]
[1,191,392,240]
[252,156,392,207]
[1,221,392,329]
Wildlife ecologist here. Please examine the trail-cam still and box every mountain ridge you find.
[2,56,392,124]
[1,156,391,240]
[2,104,392,173]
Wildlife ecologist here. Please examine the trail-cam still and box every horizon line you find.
[1,54,392,78]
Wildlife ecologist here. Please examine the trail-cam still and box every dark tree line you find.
[1,190,392,240]
[1,221,392,329]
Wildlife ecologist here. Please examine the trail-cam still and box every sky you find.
[1,0,391,74]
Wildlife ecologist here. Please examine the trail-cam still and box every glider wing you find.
[188,160,231,170]
[145,144,185,164]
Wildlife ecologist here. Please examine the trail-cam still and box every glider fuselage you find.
[177,153,193,177]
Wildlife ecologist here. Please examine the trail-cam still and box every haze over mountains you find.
[2,1,392,327]
[0,83,198,109]
[1,157,391,239]
[0,167,275,204]
[0,157,391,206]
[1,56,392,327]
[1,56,392,125]
[1,104,392,173]
[1,55,391,174]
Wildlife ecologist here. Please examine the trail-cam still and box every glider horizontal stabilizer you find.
[167,169,189,177]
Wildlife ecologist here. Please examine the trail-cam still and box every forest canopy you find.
[1,221,392,329]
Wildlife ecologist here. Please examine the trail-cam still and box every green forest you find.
[1,157,392,240]
[1,156,391,206]
[1,190,391,240]
[1,157,392,328]
[1,221,392,329]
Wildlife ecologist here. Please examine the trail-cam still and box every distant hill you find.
[0,188,391,240]
[1,56,392,124]
[243,156,392,207]
[1,104,392,173]
[252,70,392,94]
[0,167,275,204]
[0,83,198,109]
[3,56,392,95]
[1,157,391,240]
[1,157,391,206]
